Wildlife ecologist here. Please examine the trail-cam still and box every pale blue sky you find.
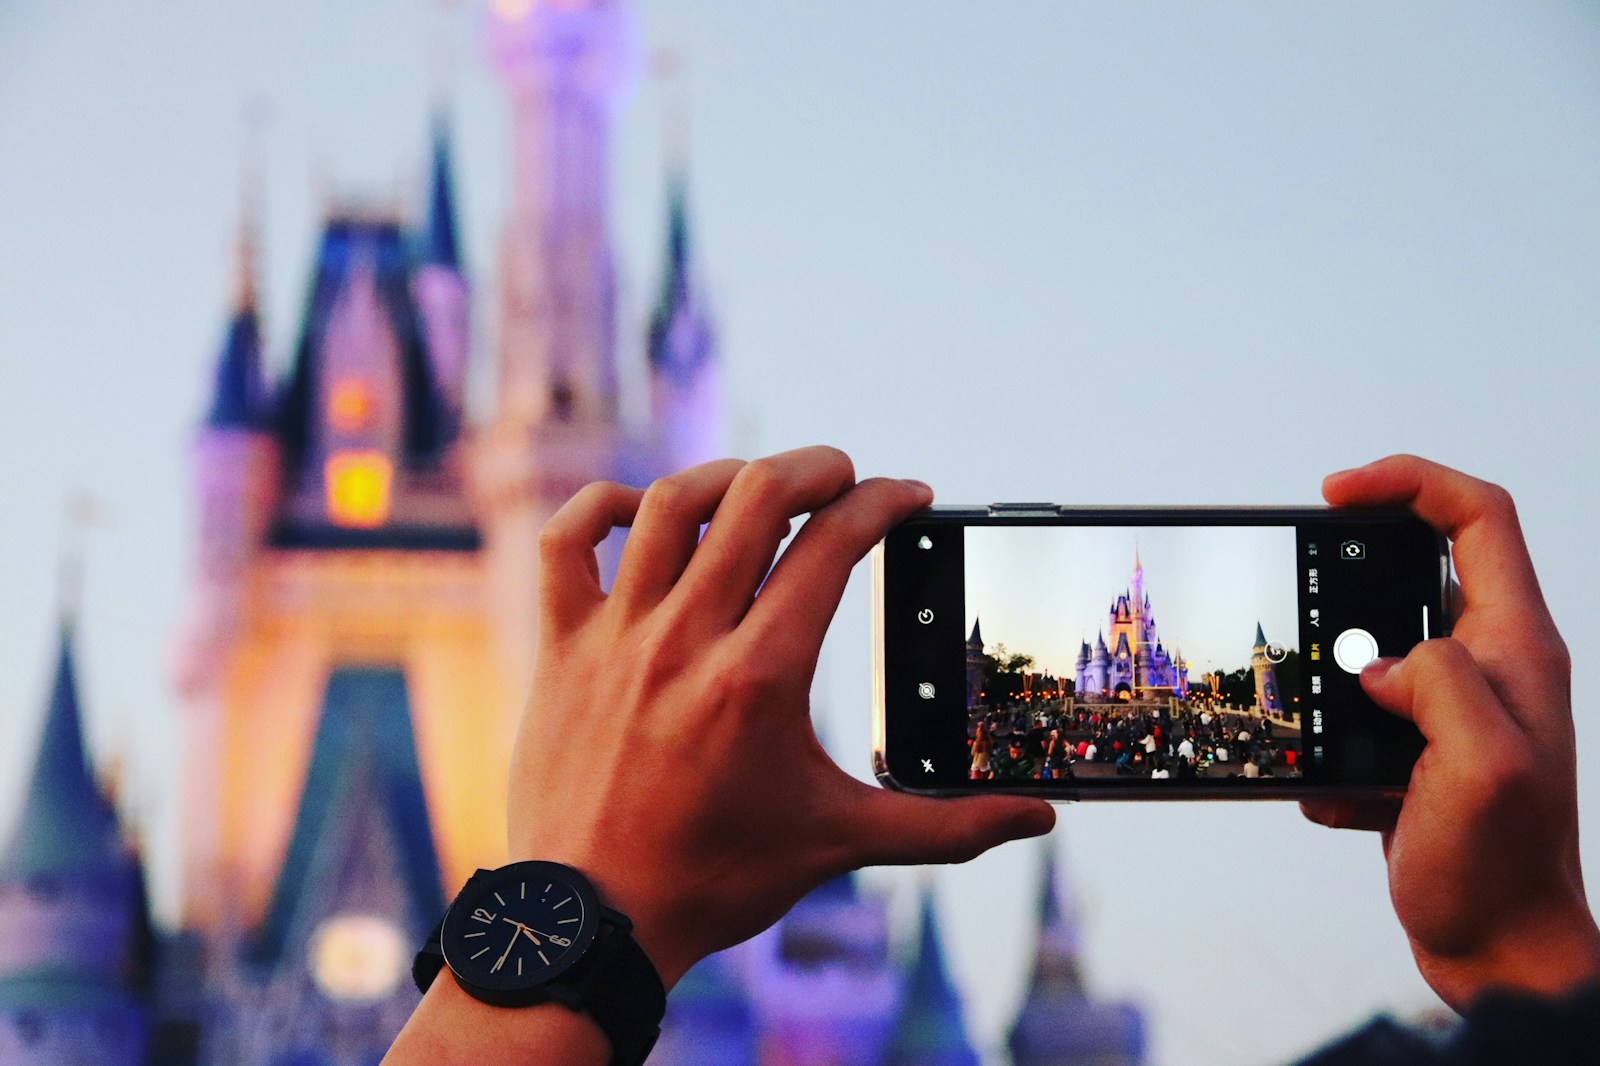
[3,3,1599,1064]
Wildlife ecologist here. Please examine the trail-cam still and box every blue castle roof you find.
[0,627,125,883]
[421,115,462,270]
[274,217,456,476]
[884,888,979,1066]
[254,667,445,965]
[647,174,713,375]
[205,306,273,430]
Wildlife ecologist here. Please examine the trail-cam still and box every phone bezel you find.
[871,504,1452,802]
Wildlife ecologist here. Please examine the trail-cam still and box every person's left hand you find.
[506,446,1056,986]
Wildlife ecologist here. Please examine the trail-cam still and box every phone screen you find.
[877,509,1448,797]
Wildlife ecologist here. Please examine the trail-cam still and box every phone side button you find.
[988,502,1060,516]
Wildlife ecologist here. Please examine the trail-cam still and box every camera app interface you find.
[963,526,1303,785]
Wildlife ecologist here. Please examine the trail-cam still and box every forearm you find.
[383,977,610,1066]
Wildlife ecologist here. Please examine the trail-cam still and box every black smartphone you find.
[873,505,1451,800]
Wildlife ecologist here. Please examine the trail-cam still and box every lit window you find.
[328,379,372,433]
[325,450,392,528]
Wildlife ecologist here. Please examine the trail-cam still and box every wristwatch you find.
[412,860,666,1066]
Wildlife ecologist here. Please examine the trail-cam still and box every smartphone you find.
[873,505,1451,800]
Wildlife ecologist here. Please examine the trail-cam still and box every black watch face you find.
[441,861,601,995]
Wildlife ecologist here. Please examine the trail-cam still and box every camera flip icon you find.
[1340,540,1366,561]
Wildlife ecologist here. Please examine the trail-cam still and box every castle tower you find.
[486,0,636,425]
[176,206,282,930]
[883,885,980,1066]
[1251,622,1283,717]
[223,668,444,1066]
[477,0,647,700]
[965,617,985,709]
[175,208,508,940]
[648,172,721,473]
[1129,546,1144,617]
[0,627,153,1064]
[1008,841,1145,1065]
[412,111,471,418]
[743,873,901,1066]
[1085,632,1110,697]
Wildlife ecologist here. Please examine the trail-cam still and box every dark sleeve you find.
[1295,1015,1443,1066]
[1294,982,1600,1066]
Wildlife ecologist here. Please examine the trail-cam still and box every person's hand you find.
[506,446,1055,986]
[1301,455,1600,1010]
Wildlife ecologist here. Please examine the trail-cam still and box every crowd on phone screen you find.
[966,703,1301,782]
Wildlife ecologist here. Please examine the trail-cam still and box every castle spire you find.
[205,186,272,430]
[1,625,123,880]
[968,615,983,648]
[1254,621,1267,649]
[1009,839,1146,1065]
[647,171,713,376]
[233,193,258,316]
[885,885,980,1066]
[422,110,461,270]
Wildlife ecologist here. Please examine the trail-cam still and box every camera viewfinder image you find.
[963,526,1302,784]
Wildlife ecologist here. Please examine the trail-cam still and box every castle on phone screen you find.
[963,538,1296,783]
[1071,550,1192,700]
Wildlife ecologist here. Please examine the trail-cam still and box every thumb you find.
[850,790,1056,869]
[1361,639,1513,751]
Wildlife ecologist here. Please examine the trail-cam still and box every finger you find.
[1361,641,1522,744]
[741,477,934,670]
[848,789,1056,868]
[1300,798,1401,833]
[1321,455,1553,635]
[671,446,858,630]
[612,459,747,610]
[538,481,645,626]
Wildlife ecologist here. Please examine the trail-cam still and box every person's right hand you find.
[1301,455,1600,1011]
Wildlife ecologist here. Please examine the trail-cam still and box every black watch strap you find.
[567,922,665,1066]
[412,920,446,994]
[411,913,665,1066]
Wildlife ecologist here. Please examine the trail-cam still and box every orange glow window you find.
[328,379,371,433]
[325,451,392,528]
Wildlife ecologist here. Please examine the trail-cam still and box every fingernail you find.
[901,479,933,496]
[1362,657,1401,683]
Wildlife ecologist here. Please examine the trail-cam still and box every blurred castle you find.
[0,1,1144,1063]
[1073,552,1191,701]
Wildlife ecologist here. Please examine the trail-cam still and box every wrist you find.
[1416,904,1600,1011]
[507,842,702,989]
[386,973,610,1065]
